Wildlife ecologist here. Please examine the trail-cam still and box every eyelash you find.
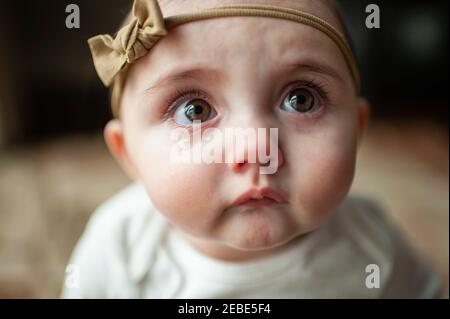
[294,79,330,103]
[160,79,330,120]
[161,88,211,121]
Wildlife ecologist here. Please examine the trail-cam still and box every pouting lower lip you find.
[239,197,278,207]
[231,187,286,207]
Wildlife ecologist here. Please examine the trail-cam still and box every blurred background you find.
[0,0,448,298]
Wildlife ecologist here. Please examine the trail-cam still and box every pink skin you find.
[105,0,369,261]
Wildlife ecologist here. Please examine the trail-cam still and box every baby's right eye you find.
[173,99,216,125]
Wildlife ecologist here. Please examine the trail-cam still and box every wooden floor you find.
[0,121,448,298]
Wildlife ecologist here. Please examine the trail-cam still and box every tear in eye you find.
[174,99,214,124]
[282,88,316,113]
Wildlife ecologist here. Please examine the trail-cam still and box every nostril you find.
[237,161,246,168]
[230,159,249,173]
[234,160,249,171]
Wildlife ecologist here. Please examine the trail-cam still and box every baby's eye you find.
[173,99,215,125]
[281,88,317,113]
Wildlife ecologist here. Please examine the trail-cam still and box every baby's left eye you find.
[173,98,215,125]
[281,88,317,113]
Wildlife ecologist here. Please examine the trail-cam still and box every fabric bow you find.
[88,0,167,86]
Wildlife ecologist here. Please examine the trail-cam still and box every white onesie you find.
[61,183,442,298]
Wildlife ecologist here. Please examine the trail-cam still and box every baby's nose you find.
[229,148,284,174]
[227,126,285,174]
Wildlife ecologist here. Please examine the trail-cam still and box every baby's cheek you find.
[135,146,220,232]
[289,133,357,228]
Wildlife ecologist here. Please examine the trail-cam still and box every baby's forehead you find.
[153,0,349,71]
[162,18,345,69]
[128,16,351,95]
[121,0,357,99]
[159,0,345,34]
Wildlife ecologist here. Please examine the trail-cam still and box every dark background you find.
[0,0,448,147]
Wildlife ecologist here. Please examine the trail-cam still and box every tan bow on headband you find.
[88,0,360,90]
[88,0,167,86]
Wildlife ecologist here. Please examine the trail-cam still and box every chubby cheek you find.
[126,130,221,234]
[287,121,357,230]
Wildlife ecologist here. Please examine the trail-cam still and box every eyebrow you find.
[281,60,345,84]
[144,67,226,93]
[144,59,344,94]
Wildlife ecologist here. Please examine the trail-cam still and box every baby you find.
[62,0,442,298]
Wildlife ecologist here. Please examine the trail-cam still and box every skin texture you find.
[104,0,369,261]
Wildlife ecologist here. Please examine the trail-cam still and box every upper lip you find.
[231,187,287,206]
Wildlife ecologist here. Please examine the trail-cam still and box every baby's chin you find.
[217,205,309,250]
[175,205,328,260]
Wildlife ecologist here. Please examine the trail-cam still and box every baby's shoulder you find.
[335,196,395,251]
[84,182,167,266]
[88,182,159,237]
[62,183,167,298]
[332,195,442,298]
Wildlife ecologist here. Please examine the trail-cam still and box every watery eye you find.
[281,88,316,113]
[173,99,214,124]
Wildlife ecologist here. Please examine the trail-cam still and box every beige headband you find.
[88,0,360,113]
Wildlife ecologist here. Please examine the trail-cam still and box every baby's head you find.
[95,0,369,260]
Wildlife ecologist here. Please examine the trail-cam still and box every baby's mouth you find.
[231,187,286,208]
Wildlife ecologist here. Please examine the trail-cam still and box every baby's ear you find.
[356,96,370,144]
[104,120,138,180]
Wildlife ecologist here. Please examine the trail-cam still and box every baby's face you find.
[107,0,366,259]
